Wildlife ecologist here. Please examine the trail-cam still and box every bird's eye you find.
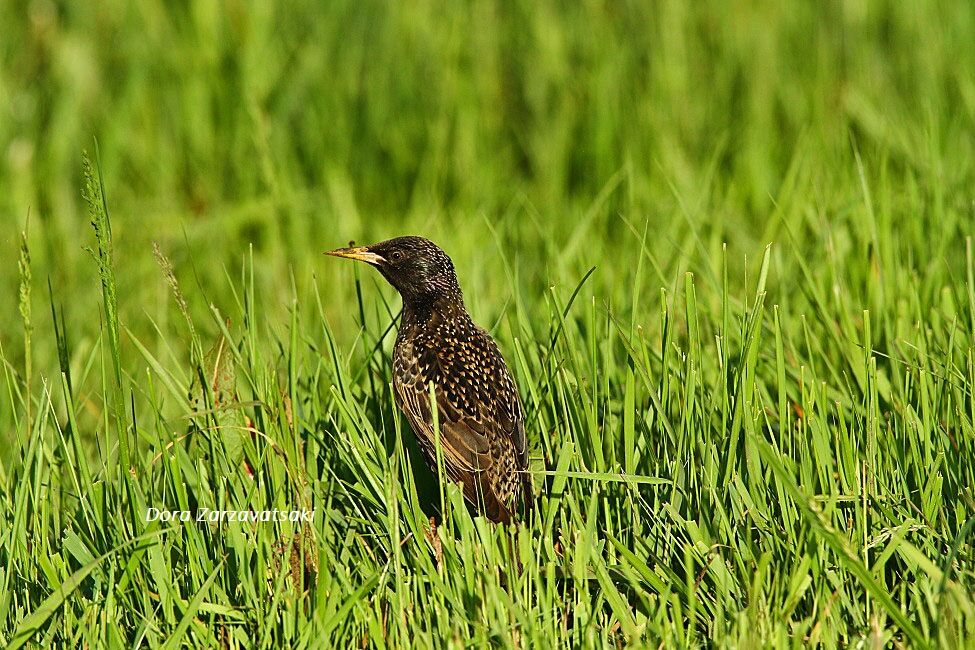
[390,250,404,262]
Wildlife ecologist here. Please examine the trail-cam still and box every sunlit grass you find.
[2,1,975,647]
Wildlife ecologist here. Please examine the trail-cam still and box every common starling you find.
[327,236,531,523]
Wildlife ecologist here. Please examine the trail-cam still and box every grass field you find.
[2,1,975,647]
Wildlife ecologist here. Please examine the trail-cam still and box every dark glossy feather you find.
[393,305,530,522]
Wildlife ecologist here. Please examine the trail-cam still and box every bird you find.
[327,236,532,523]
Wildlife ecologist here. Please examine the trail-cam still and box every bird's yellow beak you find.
[325,246,385,265]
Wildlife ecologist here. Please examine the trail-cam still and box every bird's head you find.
[326,236,462,306]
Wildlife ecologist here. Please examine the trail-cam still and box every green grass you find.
[2,0,975,646]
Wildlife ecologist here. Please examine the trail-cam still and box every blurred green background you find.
[3,1,975,645]
[3,0,974,369]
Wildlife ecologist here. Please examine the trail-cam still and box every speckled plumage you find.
[328,236,531,523]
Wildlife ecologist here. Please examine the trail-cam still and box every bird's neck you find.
[401,292,469,329]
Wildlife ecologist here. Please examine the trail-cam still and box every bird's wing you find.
[478,330,533,502]
[393,335,522,522]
